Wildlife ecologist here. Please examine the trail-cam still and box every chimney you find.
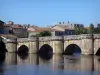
[68,21,69,23]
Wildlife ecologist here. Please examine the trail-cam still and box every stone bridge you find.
[1,34,100,55]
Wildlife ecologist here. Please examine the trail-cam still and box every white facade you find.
[27,27,35,31]
[52,25,65,31]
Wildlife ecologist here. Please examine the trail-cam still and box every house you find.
[49,21,85,36]
[3,21,28,38]
[28,27,64,37]
[28,26,40,37]
[51,24,75,36]
[49,21,84,29]
[11,25,28,38]
[4,24,12,34]
[0,20,5,34]
[27,25,39,31]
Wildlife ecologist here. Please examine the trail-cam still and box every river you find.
[0,53,100,75]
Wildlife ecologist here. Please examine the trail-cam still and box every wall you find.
[28,31,38,37]
[13,28,28,38]
[4,26,10,34]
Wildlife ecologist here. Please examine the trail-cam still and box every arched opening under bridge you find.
[17,45,29,60]
[38,44,53,60]
[96,48,100,56]
[64,44,81,55]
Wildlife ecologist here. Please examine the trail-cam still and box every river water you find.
[0,53,100,75]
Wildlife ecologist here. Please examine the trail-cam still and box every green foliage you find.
[96,23,100,34]
[75,26,88,35]
[88,24,94,34]
[74,23,100,35]
[38,31,52,37]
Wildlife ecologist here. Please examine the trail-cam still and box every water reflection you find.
[18,52,28,60]
[0,53,100,75]
[0,54,6,75]
[38,44,53,55]
[17,54,39,65]
[0,41,8,54]
[64,55,80,63]
[52,54,64,70]
[38,54,53,60]
[5,53,17,65]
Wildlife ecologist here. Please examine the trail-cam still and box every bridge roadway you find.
[1,34,100,55]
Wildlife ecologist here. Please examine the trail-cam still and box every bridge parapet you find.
[39,36,63,41]
[80,34,93,39]
[93,34,100,39]
[17,37,37,42]
[6,38,17,43]
[64,34,94,40]
[64,35,81,40]
[0,37,17,43]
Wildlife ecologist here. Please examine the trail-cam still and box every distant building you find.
[3,22,28,38]
[4,24,12,34]
[11,25,28,38]
[0,20,5,34]
[49,21,84,29]
[52,24,75,36]
[7,21,14,25]
[28,27,60,37]
[28,26,74,37]
[45,21,85,36]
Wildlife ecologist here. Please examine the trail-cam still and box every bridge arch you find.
[38,44,53,55]
[64,44,81,55]
[17,45,29,54]
[0,41,8,54]
[96,48,100,56]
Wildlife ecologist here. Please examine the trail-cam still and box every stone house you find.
[3,21,28,38]
[0,20,5,34]
[4,24,12,34]
[28,27,64,37]
[51,24,75,36]
[27,26,40,37]
[12,25,28,38]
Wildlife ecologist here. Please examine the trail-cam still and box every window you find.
[70,32,72,35]
[67,32,69,35]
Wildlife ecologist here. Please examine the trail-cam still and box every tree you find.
[74,26,80,35]
[82,28,88,34]
[88,24,94,34]
[38,31,52,37]
[97,23,100,28]
[74,25,88,35]
[96,23,100,33]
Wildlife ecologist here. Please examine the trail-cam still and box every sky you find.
[0,0,100,27]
